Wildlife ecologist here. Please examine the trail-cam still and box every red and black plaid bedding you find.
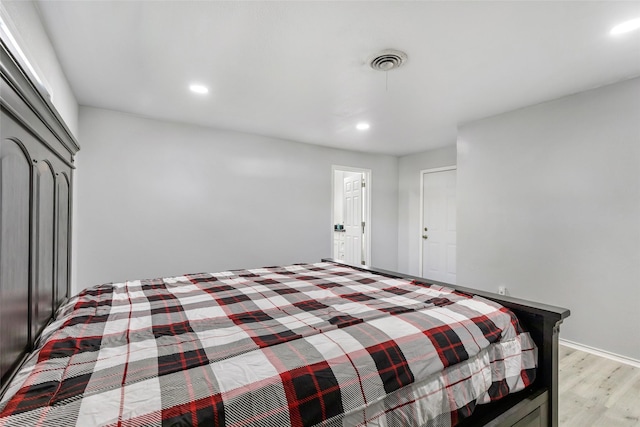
[0,262,536,427]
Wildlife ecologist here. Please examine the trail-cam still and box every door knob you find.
[422,235,428,239]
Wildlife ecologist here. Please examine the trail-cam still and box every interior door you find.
[343,174,363,265]
[421,169,456,283]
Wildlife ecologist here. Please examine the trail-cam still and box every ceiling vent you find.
[369,49,408,71]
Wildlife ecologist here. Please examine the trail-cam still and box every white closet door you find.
[422,169,456,283]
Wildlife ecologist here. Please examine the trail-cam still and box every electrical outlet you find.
[498,286,507,296]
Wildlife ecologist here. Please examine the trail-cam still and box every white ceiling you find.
[36,1,640,156]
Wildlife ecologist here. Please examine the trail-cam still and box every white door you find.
[344,174,363,265]
[421,169,456,283]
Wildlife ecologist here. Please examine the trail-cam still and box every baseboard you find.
[560,339,640,369]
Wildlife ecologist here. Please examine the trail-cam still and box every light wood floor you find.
[559,345,640,426]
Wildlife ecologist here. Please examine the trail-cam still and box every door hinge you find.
[361,180,365,188]
[361,221,365,234]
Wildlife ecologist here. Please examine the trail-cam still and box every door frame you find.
[331,165,372,265]
[419,166,456,278]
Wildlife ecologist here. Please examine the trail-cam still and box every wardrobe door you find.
[55,174,70,309]
[33,161,56,339]
[0,138,31,384]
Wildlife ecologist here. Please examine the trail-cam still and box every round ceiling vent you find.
[369,49,408,71]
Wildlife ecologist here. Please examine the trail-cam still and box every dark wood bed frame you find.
[323,259,570,427]
[0,37,79,396]
[0,39,569,427]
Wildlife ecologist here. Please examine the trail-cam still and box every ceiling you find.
[35,1,640,156]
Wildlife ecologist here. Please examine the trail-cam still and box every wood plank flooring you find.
[559,345,640,426]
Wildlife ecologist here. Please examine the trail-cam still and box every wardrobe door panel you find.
[0,138,31,384]
[55,174,70,309]
[33,161,55,339]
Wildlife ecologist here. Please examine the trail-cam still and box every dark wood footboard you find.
[322,258,570,427]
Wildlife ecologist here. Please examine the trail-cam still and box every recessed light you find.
[189,84,209,94]
[610,17,640,35]
[356,122,370,131]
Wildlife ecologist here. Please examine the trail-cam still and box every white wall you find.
[74,106,398,292]
[2,0,78,137]
[457,77,640,361]
[397,146,457,275]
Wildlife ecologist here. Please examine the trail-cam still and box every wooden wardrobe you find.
[0,38,80,390]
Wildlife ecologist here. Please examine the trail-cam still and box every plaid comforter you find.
[0,262,536,427]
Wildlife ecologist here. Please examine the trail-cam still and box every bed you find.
[0,38,570,427]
